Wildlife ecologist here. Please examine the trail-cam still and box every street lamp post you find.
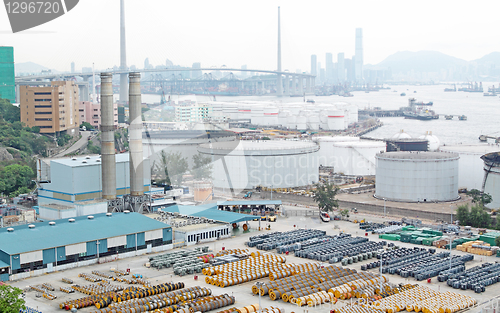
[383,198,386,217]
[255,281,265,313]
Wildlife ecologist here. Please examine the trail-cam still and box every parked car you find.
[320,211,330,222]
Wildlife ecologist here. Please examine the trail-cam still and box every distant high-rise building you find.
[71,62,75,73]
[355,28,363,81]
[319,68,326,83]
[241,65,247,78]
[192,62,202,79]
[325,53,333,81]
[345,58,354,82]
[130,65,136,71]
[337,53,345,82]
[311,55,317,76]
[165,59,173,67]
[0,46,15,103]
[144,58,150,69]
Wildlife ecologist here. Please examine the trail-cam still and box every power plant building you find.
[37,154,151,218]
[198,140,319,190]
[375,151,459,202]
[0,212,172,281]
[20,81,80,135]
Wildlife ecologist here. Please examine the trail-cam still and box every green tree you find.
[456,203,491,228]
[0,284,25,313]
[0,98,20,123]
[158,151,188,186]
[312,182,340,212]
[456,204,470,226]
[466,189,492,206]
[192,153,213,180]
[80,122,93,130]
[340,208,350,220]
[0,164,34,195]
[496,214,500,231]
[496,236,500,247]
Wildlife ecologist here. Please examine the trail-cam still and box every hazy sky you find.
[2,0,500,73]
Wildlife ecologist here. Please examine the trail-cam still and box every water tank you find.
[375,151,460,202]
[194,182,213,202]
[332,140,386,175]
[481,151,500,209]
[418,131,440,151]
[278,110,289,126]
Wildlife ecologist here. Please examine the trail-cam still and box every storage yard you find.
[11,210,500,313]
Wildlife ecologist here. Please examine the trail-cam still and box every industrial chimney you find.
[128,72,144,197]
[100,73,116,200]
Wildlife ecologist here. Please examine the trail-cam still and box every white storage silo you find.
[313,136,360,168]
[322,109,345,130]
[481,152,500,209]
[278,110,289,126]
[418,131,440,151]
[439,144,500,190]
[237,106,252,120]
[263,107,279,126]
[296,115,307,130]
[198,141,319,191]
[307,114,320,130]
[286,115,297,129]
[375,151,460,202]
[332,140,386,175]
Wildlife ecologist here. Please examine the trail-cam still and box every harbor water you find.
[138,84,500,146]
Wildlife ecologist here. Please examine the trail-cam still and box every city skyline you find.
[2,0,500,73]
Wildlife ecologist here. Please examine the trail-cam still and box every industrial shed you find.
[0,212,172,281]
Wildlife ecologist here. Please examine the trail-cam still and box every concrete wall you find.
[258,191,458,222]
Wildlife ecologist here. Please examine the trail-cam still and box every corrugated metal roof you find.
[217,200,282,206]
[162,205,255,224]
[0,212,170,255]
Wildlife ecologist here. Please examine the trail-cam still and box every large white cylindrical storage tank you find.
[439,144,500,190]
[263,107,279,126]
[307,114,320,130]
[375,151,460,202]
[332,140,386,175]
[481,152,500,209]
[286,115,297,129]
[198,141,319,191]
[288,105,302,115]
[296,115,307,130]
[313,136,360,167]
[325,110,345,130]
[238,106,252,120]
[278,110,289,126]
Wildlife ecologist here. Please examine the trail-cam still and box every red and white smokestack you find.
[100,72,116,200]
[128,72,144,196]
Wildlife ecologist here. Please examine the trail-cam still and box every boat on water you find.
[403,111,434,120]
[409,98,433,106]
[445,115,453,120]
[400,92,406,96]
[459,115,467,121]
[342,92,354,97]
[483,92,497,96]
[444,84,457,92]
